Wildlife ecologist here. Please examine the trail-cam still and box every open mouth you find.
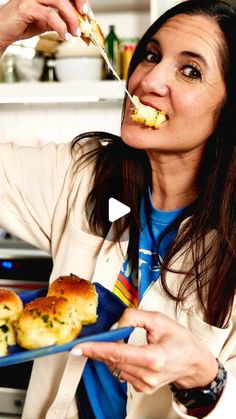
[131,95,168,129]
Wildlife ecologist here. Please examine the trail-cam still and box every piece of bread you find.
[0,320,17,356]
[0,325,8,356]
[73,8,105,48]
[48,274,98,325]
[0,288,23,322]
[0,288,23,355]
[16,296,82,350]
[79,15,105,48]
[0,319,16,346]
[131,95,167,129]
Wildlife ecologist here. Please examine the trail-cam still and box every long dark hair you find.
[72,0,236,327]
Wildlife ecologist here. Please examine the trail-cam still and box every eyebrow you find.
[180,51,208,68]
[148,38,209,68]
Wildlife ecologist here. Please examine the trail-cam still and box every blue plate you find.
[0,283,133,367]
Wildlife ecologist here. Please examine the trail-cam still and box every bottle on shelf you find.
[1,54,17,83]
[104,25,121,80]
[121,39,138,80]
[41,53,58,82]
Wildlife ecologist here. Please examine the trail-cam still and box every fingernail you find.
[65,32,73,41]
[76,27,81,37]
[71,347,83,356]
[89,10,95,20]
[82,3,89,14]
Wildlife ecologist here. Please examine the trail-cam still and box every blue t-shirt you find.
[79,195,186,419]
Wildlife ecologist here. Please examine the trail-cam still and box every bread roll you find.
[16,296,82,350]
[0,288,23,321]
[132,95,167,129]
[48,275,98,325]
[0,288,23,355]
[0,320,16,356]
[0,325,8,356]
[0,319,16,345]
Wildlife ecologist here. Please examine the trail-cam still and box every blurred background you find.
[0,0,156,146]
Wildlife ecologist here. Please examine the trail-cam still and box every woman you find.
[0,0,235,418]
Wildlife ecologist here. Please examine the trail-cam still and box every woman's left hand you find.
[72,308,218,393]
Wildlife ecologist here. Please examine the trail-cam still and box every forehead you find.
[153,14,223,67]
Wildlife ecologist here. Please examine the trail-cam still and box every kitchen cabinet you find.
[0,0,180,147]
[92,0,149,13]
[0,0,150,104]
[0,0,181,105]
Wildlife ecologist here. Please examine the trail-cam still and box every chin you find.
[121,128,146,149]
[121,121,158,150]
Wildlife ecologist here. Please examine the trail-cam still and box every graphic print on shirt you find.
[138,248,163,298]
[113,258,139,307]
[139,248,160,275]
[113,196,186,306]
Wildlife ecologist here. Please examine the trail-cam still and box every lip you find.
[140,98,165,114]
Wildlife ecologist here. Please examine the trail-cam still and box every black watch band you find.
[169,358,227,409]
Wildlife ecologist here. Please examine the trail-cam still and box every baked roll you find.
[0,320,16,356]
[48,274,98,325]
[16,296,82,350]
[0,325,8,356]
[0,288,24,355]
[0,288,23,322]
[0,319,16,355]
[132,95,167,129]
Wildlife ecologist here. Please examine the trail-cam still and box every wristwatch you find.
[169,358,227,409]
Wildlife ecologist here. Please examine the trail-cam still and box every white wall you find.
[0,101,122,145]
[151,0,183,21]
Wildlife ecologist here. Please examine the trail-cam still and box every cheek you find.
[175,90,221,125]
[128,68,143,93]
[176,91,203,116]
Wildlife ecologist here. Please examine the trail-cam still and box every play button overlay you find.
[108,198,131,222]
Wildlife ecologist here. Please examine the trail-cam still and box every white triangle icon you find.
[108,198,131,222]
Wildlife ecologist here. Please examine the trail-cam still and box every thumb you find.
[118,308,177,340]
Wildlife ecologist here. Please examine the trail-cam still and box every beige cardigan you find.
[0,141,235,419]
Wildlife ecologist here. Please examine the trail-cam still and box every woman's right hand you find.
[0,0,91,53]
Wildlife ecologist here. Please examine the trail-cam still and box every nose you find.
[141,62,170,96]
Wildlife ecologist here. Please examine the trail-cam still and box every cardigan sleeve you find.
[0,141,73,252]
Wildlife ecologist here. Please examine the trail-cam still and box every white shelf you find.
[0,80,125,104]
[0,0,150,12]
[92,0,149,13]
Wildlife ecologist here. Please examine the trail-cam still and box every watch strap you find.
[170,358,227,409]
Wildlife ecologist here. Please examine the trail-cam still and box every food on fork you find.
[48,274,98,325]
[131,95,167,129]
[16,296,82,350]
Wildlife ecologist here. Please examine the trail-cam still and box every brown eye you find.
[143,50,161,64]
[182,64,202,80]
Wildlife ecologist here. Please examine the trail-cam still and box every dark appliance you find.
[0,237,52,417]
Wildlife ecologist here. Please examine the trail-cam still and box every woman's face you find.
[121,14,226,154]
